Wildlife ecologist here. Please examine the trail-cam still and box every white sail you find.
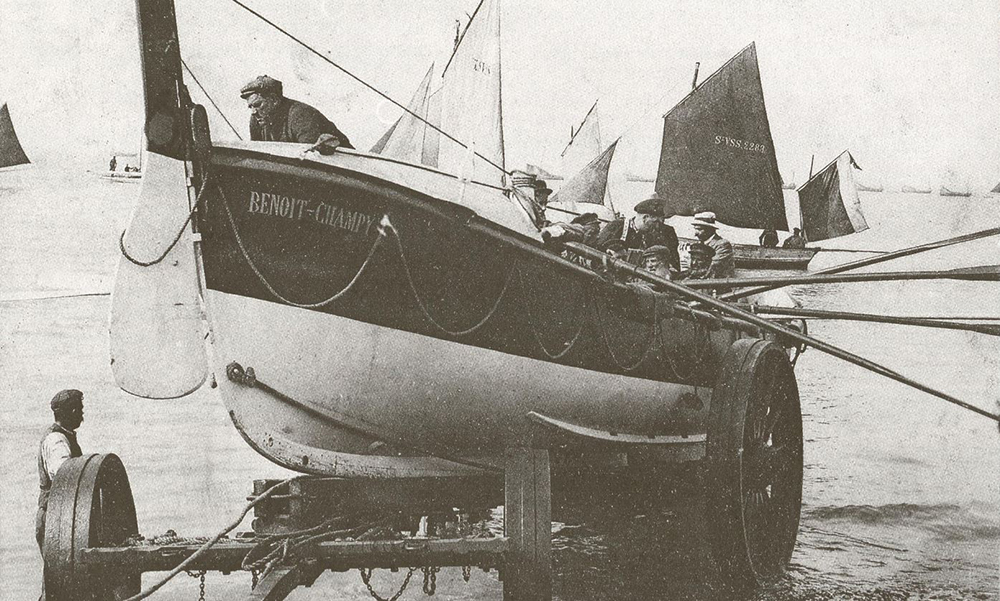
[371,64,436,165]
[431,0,505,187]
[560,101,602,180]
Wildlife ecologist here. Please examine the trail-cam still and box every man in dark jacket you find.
[782,227,806,249]
[241,75,353,152]
[595,194,679,271]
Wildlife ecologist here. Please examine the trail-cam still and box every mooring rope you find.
[383,218,515,338]
[516,266,586,360]
[121,476,307,601]
[219,185,385,308]
[119,176,210,267]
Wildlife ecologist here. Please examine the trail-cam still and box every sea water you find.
[1,167,997,599]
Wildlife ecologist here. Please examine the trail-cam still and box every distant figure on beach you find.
[36,389,85,598]
[783,227,806,249]
[240,75,353,153]
[109,156,117,172]
[759,228,779,248]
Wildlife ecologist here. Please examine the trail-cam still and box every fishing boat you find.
[544,101,618,222]
[856,182,883,193]
[939,185,972,197]
[101,153,143,182]
[901,184,932,194]
[0,102,30,169]
[656,44,833,270]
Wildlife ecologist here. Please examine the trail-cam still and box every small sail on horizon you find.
[0,103,30,168]
[425,0,505,187]
[797,151,868,242]
[370,63,436,163]
[560,100,602,180]
[991,182,1000,194]
[655,43,787,231]
[548,139,619,220]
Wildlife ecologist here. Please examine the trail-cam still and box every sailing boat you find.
[0,103,30,169]
[991,182,1000,194]
[901,184,932,194]
[655,44,819,270]
[797,151,869,243]
[781,171,796,190]
[101,131,144,182]
[544,102,618,222]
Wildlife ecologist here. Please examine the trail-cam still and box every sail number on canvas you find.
[714,135,767,154]
[247,190,377,236]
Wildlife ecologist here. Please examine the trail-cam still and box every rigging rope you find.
[180,58,244,140]
[119,176,210,267]
[219,185,385,308]
[222,0,509,179]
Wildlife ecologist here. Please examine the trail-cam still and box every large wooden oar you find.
[750,305,1000,337]
[559,241,1000,423]
[723,226,1000,301]
[687,265,1000,289]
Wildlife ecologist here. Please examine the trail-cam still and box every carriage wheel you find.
[704,339,803,590]
[44,453,141,601]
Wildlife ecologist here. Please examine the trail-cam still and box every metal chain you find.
[251,569,259,590]
[422,566,439,595]
[185,571,207,601]
[462,565,472,582]
[359,567,416,601]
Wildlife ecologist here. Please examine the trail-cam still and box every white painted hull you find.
[206,290,711,478]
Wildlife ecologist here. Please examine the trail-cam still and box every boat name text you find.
[715,135,766,154]
[247,191,375,235]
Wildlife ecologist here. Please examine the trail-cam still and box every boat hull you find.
[679,237,816,270]
[199,146,749,477]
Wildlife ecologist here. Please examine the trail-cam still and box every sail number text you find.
[715,135,766,154]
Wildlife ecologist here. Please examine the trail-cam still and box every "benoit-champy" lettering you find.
[246,190,376,235]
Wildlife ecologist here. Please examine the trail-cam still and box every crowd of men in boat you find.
[237,74,743,288]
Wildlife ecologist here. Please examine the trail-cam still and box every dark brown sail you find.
[992,182,1000,194]
[654,43,786,230]
[0,103,30,168]
[797,151,868,242]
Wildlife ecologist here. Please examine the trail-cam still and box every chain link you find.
[251,569,259,590]
[422,566,439,595]
[360,567,416,601]
[462,565,472,582]
[185,570,207,601]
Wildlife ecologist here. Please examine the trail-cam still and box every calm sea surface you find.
[1,167,998,600]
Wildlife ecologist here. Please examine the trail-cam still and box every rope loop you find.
[119,175,210,267]
[383,218,514,338]
[219,184,385,308]
[517,266,585,360]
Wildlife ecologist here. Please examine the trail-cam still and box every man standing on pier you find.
[36,389,84,596]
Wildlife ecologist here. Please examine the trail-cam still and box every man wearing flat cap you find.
[36,390,85,592]
[241,75,353,152]
[691,211,735,280]
[596,193,679,271]
[640,245,676,280]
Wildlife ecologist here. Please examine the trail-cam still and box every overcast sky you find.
[1,0,997,189]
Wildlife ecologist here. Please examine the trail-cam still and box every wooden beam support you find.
[503,448,552,601]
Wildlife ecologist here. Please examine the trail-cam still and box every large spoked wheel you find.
[44,453,141,601]
[704,339,803,590]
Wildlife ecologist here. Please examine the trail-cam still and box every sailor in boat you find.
[36,389,85,597]
[109,156,117,172]
[679,241,715,280]
[759,228,779,248]
[596,194,679,270]
[691,212,735,279]
[639,244,677,280]
[534,179,553,217]
[783,227,807,249]
[240,75,354,152]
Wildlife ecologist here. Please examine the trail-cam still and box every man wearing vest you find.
[37,390,84,565]
[595,194,680,271]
